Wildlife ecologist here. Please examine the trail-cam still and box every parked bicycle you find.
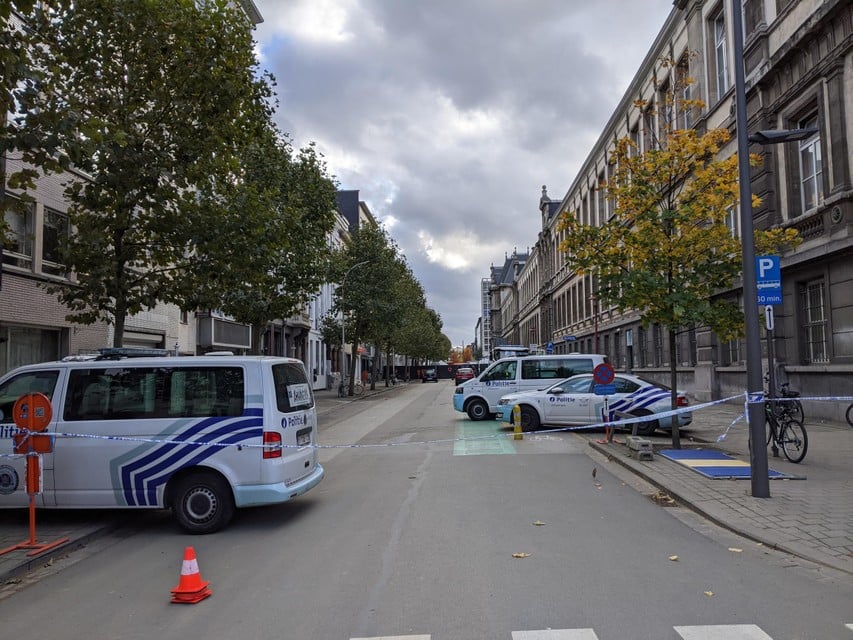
[846,402,853,428]
[337,377,364,398]
[763,373,804,423]
[765,398,808,463]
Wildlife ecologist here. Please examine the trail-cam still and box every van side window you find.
[0,371,60,423]
[272,363,314,411]
[64,367,244,421]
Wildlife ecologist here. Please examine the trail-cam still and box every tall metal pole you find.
[339,260,370,390]
[731,0,770,497]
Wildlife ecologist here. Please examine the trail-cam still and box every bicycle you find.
[764,399,808,463]
[846,402,853,428]
[763,373,804,423]
[337,377,364,398]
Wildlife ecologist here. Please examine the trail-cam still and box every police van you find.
[0,350,324,533]
[453,353,608,420]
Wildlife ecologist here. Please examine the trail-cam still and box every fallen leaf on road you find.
[651,490,675,505]
[669,555,679,562]
[532,520,545,526]
[704,591,714,597]
[728,547,743,553]
[512,552,531,559]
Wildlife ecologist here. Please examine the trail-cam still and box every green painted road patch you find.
[453,421,517,456]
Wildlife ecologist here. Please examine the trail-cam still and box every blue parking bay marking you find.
[453,422,516,456]
[659,449,803,480]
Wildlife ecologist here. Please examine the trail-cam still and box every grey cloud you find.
[253,0,673,347]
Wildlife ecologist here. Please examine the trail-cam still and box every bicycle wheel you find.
[846,403,853,428]
[779,418,808,463]
[353,381,364,396]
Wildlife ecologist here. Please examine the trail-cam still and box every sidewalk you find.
[1,386,851,585]
[584,399,853,576]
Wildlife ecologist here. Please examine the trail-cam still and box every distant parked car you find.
[494,373,691,436]
[422,368,438,383]
[454,367,475,385]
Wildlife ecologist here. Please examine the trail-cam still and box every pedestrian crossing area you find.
[353,623,853,639]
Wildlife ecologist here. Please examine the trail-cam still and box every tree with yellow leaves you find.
[558,57,799,448]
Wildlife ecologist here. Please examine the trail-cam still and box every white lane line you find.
[674,625,772,639]
[512,630,599,639]
[351,636,430,640]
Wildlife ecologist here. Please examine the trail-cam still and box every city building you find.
[483,0,852,421]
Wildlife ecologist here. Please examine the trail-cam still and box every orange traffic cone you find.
[170,546,212,604]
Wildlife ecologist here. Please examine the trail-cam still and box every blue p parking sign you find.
[756,255,782,305]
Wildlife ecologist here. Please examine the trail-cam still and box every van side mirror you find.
[549,387,564,395]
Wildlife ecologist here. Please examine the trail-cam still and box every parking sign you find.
[756,255,782,305]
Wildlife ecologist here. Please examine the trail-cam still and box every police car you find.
[495,372,692,436]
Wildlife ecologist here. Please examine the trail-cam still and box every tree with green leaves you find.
[5,0,273,345]
[188,129,338,354]
[329,225,400,395]
[558,58,799,448]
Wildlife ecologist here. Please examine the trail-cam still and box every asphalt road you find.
[0,383,851,639]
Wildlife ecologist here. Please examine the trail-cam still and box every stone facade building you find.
[485,0,852,421]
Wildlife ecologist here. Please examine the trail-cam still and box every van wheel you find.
[171,471,235,534]
[466,399,489,421]
[520,406,540,432]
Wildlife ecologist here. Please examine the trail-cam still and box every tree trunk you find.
[668,328,681,449]
[250,323,265,355]
[113,300,126,347]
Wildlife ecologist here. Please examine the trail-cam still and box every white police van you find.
[0,349,324,533]
[453,354,608,420]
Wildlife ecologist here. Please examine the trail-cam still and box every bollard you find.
[513,405,523,440]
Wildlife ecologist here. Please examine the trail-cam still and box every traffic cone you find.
[170,546,212,604]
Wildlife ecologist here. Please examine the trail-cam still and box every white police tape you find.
[1,393,851,457]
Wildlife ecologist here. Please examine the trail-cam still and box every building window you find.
[799,279,828,363]
[2,200,34,269]
[798,114,823,214]
[725,205,739,238]
[637,327,647,368]
[711,7,729,100]
[42,207,69,276]
[676,55,693,130]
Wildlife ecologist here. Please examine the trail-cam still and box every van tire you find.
[466,399,489,421]
[171,471,235,534]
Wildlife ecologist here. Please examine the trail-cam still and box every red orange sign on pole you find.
[0,392,70,558]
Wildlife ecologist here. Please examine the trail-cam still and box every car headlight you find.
[498,399,510,405]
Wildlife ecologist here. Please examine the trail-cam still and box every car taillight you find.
[677,396,689,407]
[263,432,282,459]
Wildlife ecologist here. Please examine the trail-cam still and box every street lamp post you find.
[339,260,370,394]
[731,3,819,498]
[731,0,771,498]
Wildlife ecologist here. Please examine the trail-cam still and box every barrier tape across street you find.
[2,392,852,458]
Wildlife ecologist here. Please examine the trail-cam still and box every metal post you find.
[731,0,770,497]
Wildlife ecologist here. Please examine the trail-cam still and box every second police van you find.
[0,349,324,533]
[453,353,608,420]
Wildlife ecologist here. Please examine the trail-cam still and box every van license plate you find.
[296,427,311,446]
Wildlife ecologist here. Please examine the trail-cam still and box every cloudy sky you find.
[252,0,674,349]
